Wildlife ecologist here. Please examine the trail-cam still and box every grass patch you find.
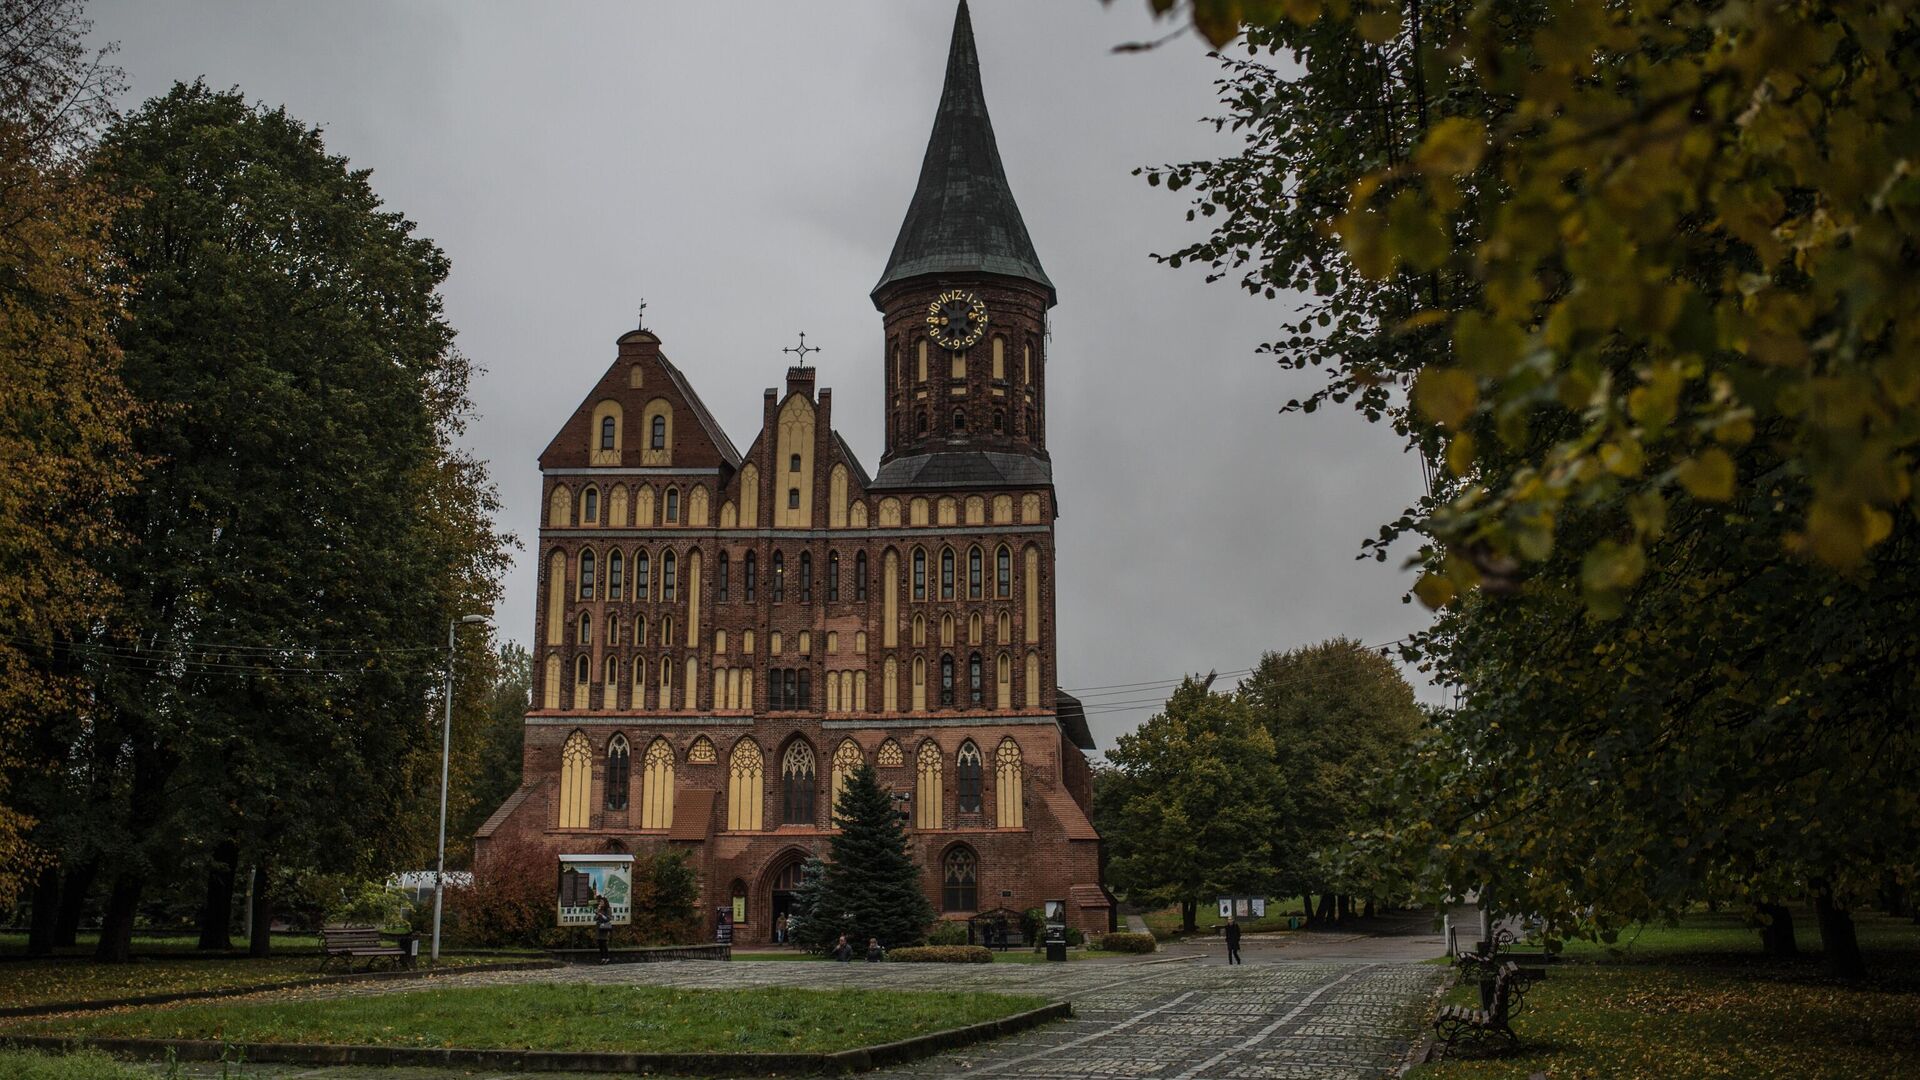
[1139,900,1304,939]
[1417,911,1920,1079]
[0,953,500,1009]
[8,984,1050,1055]
[0,1049,153,1080]
[734,948,1086,963]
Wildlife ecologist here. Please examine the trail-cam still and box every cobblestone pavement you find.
[134,944,1445,1080]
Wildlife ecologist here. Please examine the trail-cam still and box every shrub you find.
[326,879,416,933]
[1065,927,1085,946]
[453,839,702,949]
[889,945,993,963]
[1020,906,1044,944]
[1092,932,1156,953]
[927,920,970,946]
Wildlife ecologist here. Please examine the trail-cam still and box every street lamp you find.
[433,613,490,962]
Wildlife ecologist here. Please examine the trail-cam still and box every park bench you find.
[317,925,416,973]
[1433,960,1531,1054]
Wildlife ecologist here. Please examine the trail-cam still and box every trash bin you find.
[1046,940,1067,962]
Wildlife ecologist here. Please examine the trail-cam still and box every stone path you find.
[135,933,1445,1080]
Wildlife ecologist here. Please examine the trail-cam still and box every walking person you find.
[595,895,614,965]
[774,913,788,945]
[1224,916,1242,965]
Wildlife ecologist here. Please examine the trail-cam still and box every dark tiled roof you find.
[870,450,1051,491]
[1054,691,1095,750]
[872,0,1054,304]
[832,431,873,489]
[657,353,742,467]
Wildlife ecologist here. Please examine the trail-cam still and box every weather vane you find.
[783,331,821,369]
[635,299,649,330]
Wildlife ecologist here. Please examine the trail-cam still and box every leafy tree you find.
[1100,679,1280,931]
[67,81,507,961]
[808,764,935,950]
[1241,639,1424,922]
[452,643,531,860]
[0,0,143,920]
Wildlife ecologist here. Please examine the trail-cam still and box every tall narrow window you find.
[940,653,955,708]
[917,411,928,434]
[912,549,926,601]
[577,612,591,646]
[915,740,943,829]
[744,551,757,601]
[728,738,764,830]
[665,488,680,523]
[992,410,1004,433]
[579,549,596,599]
[600,416,616,450]
[995,737,1024,828]
[608,618,620,647]
[996,546,1011,598]
[636,550,650,600]
[662,550,677,601]
[799,552,812,603]
[559,731,592,828]
[940,548,955,600]
[605,735,630,810]
[942,847,977,912]
[788,487,800,510]
[827,552,840,601]
[782,741,817,825]
[830,740,864,821]
[771,551,785,602]
[608,551,624,600]
[640,737,674,829]
[651,415,666,449]
[952,409,966,432]
[855,551,868,601]
[634,617,646,646]
[956,741,983,814]
[968,547,982,599]
[718,552,730,602]
[969,652,983,706]
[790,453,802,472]
[583,488,599,523]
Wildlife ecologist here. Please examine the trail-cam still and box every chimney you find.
[785,365,816,401]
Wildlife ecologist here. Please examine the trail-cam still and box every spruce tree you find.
[784,857,830,953]
[813,765,935,950]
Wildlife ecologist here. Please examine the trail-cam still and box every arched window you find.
[940,547,955,600]
[967,547,982,599]
[744,551,757,601]
[915,740,943,829]
[940,653,955,708]
[854,551,868,601]
[718,552,730,602]
[942,847,977,912]
[912,548,926,601]
[912,613,926,647]
[956,741,983,814]
[579,549,596,599]
[827,552,840,602]
[771,551,785,602]
[781,741,817,825]
[559,731,591,827]
[917,411,928,434]
[952,409,966,432]
[996,545,1011,598]
[600,415,617,450]
[995,737,1024,828]
[632,655,647,708]
[651,414,667,449]
[992,410,1004,433]
[605,735,631,810]
[662,550,677,601]
[788,487,800,509]
[608,618,620,647]
[661,615,674,648]
[574,656,590,710]
[634,616,647,646]
[583,488,599,523]
[912,655,926,712]
[640,737,674,829]
[604,654,617,688]
[665,487,680,523]
[727,738,764,831]
[969,652,983,706]
[790,452,802,472]
[636,550,650,599]
[659,653,673,707]
[996,652,1011,708]
[608,550,624,599]
[830,739,863,821]
[799,552,812,603]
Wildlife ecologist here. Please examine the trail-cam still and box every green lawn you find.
[1139,900,1305,939]
[0,931,324,956]
[7,984,1051,1055]
[734,947,1088,963]
[1415,910,1920,1079]
[0,1049,153,1080]
[0,953,502,1009]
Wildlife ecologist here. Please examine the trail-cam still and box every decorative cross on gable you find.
[783,331,821,368]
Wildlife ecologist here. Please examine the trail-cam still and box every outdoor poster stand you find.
[556,854,634,927]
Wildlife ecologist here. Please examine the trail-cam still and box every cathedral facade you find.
[475,1,1111,942]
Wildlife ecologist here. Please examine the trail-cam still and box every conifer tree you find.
[784,856,830,953]
[811,764,935,950]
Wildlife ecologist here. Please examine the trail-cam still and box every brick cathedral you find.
[476,1,1112,942]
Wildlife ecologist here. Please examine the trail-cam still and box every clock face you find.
[926,290,988,350]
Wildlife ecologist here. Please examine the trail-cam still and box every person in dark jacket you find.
[595,896,614,964]
[832,934,852,962]
[865,937,885,962]
[1224,917,1243,965]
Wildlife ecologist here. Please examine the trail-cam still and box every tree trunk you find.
[1757,902,1798,958]
[1363,897,1376,919]
[1879,872,1907,918]
[94,874,141,963]
[248,862,273,957]
[55,860,96,947]
[1814,885,1864,981]
[1179,898,1197,933]
[1337,894,1353,923]
[27,866,60,956]
[1314,893,1335,924]
[197,841,239,950]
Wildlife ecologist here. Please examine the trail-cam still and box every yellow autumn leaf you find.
[1413,366,1478,428]
[1415,117,1489,175]
[1676,448,1736,501]
[1413,573,1455,609]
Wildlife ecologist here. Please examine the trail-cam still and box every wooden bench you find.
[1433,960,1531,1055]
[318,926,416,973]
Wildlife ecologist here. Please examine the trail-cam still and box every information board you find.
[556,855,633,927]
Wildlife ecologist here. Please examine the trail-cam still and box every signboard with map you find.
[556,854,633,927]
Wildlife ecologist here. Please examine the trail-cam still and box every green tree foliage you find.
[452,643,531,858]
[1128,0,1920,974]
[1240,640,1424,909]
[785,856,831,953]
[0,0,143,911]
[56,81,508,961]
[1100,679,1280,930]
[807,764,935,950]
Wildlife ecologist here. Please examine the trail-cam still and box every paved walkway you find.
[136,927,1446,1080]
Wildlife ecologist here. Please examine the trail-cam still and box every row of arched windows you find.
[574,547,679,602]
[891,334,1039,389]
[557,731,1025,835]
[908,544,1012,602]
[551,486,1048,532]
[545,647,1044,715]
[549,481,703,528]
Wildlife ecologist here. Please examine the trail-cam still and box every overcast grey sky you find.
[90,0,1437,748]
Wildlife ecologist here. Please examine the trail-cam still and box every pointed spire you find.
[872,0,1054,306]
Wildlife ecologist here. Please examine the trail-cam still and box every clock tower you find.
[872,0,1054,475]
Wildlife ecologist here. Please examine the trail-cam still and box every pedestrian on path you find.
[833,934,852,962]
[1224,917,1242,965]
[866,937,886,962]
[774,913,788,944]
[595,896,614,964]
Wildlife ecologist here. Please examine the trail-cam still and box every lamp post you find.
[433,613,489,963]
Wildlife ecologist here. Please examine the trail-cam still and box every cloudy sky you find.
[90,0,1437,747]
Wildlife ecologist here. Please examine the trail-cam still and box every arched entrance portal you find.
[769,857,806,944]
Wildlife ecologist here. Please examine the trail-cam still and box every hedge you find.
[1091,932,1156,953]
[888,945,994,963]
